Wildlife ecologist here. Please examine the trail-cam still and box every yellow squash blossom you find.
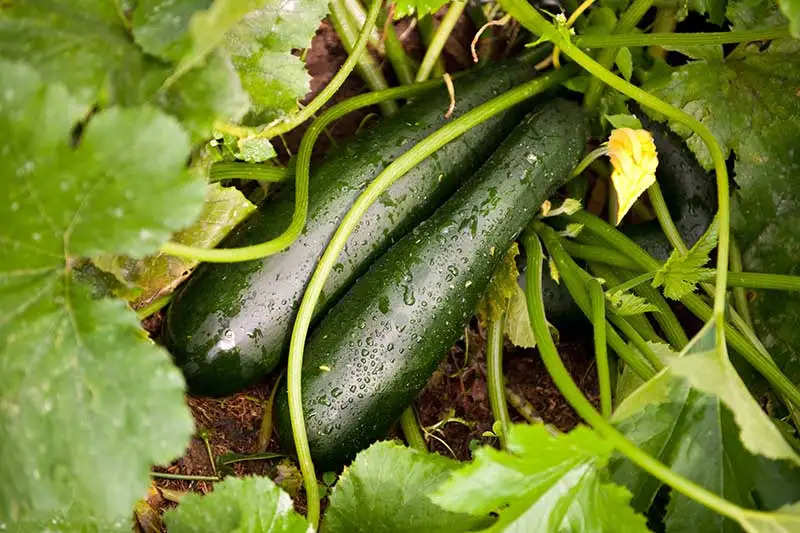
[607,127,658,225]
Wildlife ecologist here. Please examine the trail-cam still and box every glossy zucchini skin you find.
[275,100,590,468]
[164,58,543,396]
[624,108,717,260]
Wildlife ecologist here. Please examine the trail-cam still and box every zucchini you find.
[275,100,590,468]
[164,57,545,396]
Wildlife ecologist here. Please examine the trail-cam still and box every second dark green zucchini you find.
[275,100,590,468]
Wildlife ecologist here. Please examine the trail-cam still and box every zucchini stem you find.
[400,407,428,451]
[589,279,612,418]
[416,2,467,82]
[575,26,791,49]
[487,311,512,447]
[208,162,288,183]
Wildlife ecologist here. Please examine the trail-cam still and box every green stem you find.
[257,372,284,452]
[208,161,288,183]
[589,263,664,344]
[581,0,653,110]
[400,407,428,451]
[506,0,733,345]
[570,210,800,408]
[135,293,173,320]
[150,472,219,482]
[522,230,749,525]
[729,238,754,330]
[416,1,467,81]
[253,0,381,140]
[534,222,657,379]
[330,0,398,116]
[505,386,544,424]
[487,311,512,447]
[160,82,443,263]
[712,272,800,292]
[607,271,655,295]
[648,181,688,255]
[383,14,416,85]
[589,279,612,418]
[648,7,677,59]
[575,26,791,49]
[418,15,446,78]
[341,0,384,52]
[285,67,575,531]
[562,241,640,270]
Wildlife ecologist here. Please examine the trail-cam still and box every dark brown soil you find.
[143,11,600,530]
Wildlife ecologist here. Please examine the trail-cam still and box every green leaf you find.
[132,0,210,61]
[94,181,255,307]
[432,425,650,532]
[671,322,800,463]
[726,0,791,30]
[616,47,633,81]
[606,290,660,316]
[477,243,520,323]
[740,503,800,533]
[164,476,311,532]
[322,441,486,533]
[612,366,800,532]
[504,283,537,348]
[652,217,718,299]
[778,0,800,37]
[0,61,200,526]
[606,114,643,129]
[394,0,450,18]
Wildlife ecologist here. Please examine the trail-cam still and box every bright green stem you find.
[534,222,657,380]
[648,7,677,58]
[563,241,640,270]
[607,271,655,294]
[581,0,653,110]
[522,230,750,526]
[150,472,219,482]
[341,0,384,52]
[589,279,612,418]
[285,67,574,531]
[135,293,172,320]
[715,272,800,292]
[383,14,416,85]
[418,15,446,78]
[570,210,800,409]
[730,238,754,330]
[648,181,688,255]
[416,1,467,81]
[260,0,383,139]
[208,162,288,183]
[590,263,664,344]
[330,0,398,116]
[400,407,428,451]
[160,82,442,263]
[487,311,512,447]
[575,26,791,49]
[503,0,731,348]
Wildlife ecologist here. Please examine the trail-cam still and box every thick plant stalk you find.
[487,312,512,447]
[400,407,427,451]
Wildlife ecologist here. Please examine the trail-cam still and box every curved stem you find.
[259,0,383,139]
[330,0,398,116]
[208,161,288,183]
[400,407,428,451]
[135,293,172,320]
[487,311,511,447]
[575,26,791,48]
[647,181,688,255]
[589,279,612,418]
[562,241,640,270]
[416,1,467,81]
[160,81,443,263]
[522,230,747,524]
[285,67,574,531]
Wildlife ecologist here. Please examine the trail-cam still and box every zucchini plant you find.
[2,0,800,531]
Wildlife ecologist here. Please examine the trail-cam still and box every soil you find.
[140,12,601,531]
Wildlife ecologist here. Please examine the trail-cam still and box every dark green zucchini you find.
[274,100,590,468]
[164,57,546,396]
[623,106,717,260]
